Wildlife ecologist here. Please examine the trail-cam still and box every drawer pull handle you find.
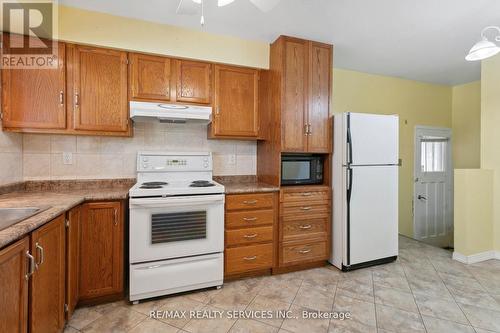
[298,248,311,254]
[243,200,257,205]
[300,206,312,211]
[244,233,258,239]
[299,224,312,230]
[243,217,257,222]
[302,192,312,196]
[244,256,257,261]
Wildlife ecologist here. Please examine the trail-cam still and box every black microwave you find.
[281,154,324,185]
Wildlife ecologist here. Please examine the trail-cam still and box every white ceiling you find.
[60,0,500,85]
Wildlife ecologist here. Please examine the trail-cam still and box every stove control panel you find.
[136,152,212,172]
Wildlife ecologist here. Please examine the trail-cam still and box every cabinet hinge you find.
[64,304,69,313]
[65,219,69,228]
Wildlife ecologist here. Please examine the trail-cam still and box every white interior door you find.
[348,165,398,266]
[413,127,453,247]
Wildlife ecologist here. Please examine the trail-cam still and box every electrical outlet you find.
[228,154,236,165]
[62,152,73,165]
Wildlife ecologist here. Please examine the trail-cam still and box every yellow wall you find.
[454,169,493,255]
[452,81,481,169]
[332,69,452,237]
[57,5,269,69]
[481,54,500,251]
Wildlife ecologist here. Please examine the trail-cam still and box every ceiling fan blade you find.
[176,0,199,15]
[249,0,280,12]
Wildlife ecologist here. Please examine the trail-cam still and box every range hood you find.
[130,101,212,124]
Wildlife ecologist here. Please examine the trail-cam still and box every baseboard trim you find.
[452,251,500,264]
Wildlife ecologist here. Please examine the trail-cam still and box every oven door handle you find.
[130,195,225,208]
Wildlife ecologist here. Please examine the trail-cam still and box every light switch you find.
[63,152,73,165]
[228,154,236,165]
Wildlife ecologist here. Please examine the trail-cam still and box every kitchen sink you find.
[0,207,49,232]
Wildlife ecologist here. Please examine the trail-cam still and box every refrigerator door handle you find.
[346,167,353,200]
[346,114,353,165]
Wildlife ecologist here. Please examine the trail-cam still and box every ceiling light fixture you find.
[466,26,500,61]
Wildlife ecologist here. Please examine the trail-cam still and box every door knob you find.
[417,195,427,200]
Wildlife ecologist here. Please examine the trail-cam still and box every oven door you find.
[129,194,224,264]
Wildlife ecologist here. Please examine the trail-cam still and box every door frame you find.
[413,125,454,246]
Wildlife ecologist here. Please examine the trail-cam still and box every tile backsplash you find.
[21,121,257,180]
[0,121,23,185]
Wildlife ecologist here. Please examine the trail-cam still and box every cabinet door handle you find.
[216,106,220,115]
[243,256,257,261]
[243,233,258,239]
[299,224,312,230]
[74,93,80,107]
[300,206,312,211]
[243,200,257,205]
[35,243,44,269]
[304,124,308,135]
[25,251,35,280]
[308,124,312,135]
[243,217,257,222]
[59,91,64,105]
[298,248,311,254]
[114,208,118,226]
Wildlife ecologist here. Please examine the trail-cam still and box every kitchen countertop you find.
[0,176,280,249]
[214,176,280,194]
[0,179,133,249]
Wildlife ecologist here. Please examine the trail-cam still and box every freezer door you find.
[348,113,399,165]
[348,165,398,266]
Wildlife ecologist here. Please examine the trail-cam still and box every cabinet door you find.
[72,45,129,132]
[1,36,66,130]
[307,42,332,153]
[281,38,308,152]
[130,53,172,101]
[0,237,29,333]
[213,65,259,137]
[30,215,65,333]
[79,202,123,300]
[66,206,81,319]
[176,60,212,104]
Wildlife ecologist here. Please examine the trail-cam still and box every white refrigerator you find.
[330,112,399,271]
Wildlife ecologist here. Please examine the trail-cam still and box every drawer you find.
[226,209,274,229]
[281,189,330,203]
[282,219,327,242]
[281,204,330,219]
[226,193,274,211]
[281,241,327,265]
[226,226,273,247]
[225,243,273,274]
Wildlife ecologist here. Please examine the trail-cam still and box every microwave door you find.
[282,160,311,184]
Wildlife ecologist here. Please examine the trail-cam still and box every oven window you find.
[151,211,207,244]
[282,161,310,180]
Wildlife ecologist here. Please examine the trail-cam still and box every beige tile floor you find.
[66,236,500,333]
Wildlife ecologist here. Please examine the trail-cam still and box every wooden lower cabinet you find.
[30,215,66,333]
[66,206,81,319]
[0,237,29,333]
[79,201,124,301]
[224,192,277,277]
[278,186,331,268]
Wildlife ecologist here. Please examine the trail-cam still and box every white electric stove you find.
[129,151,225,303]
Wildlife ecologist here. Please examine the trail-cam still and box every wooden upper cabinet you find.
[70,45,129,133]
[1,36,66,130]
[79,201,123,300]
[130,53,172,101]
[175,60,212,104]
[0,237,29,333]
[307,42,332,153]
[281,38,309,152]
[30,215,66,333]
[271,36,333,153]
[212,65,259,138]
